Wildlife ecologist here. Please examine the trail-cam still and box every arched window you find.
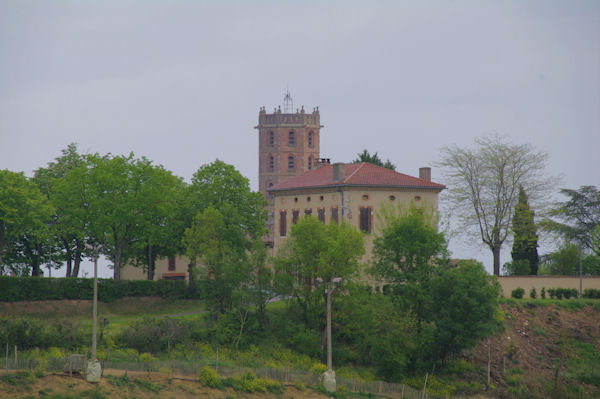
[288,156,295,170]
[269,131,274,146]
[289,131,295,146]
[308,131,313,148]
[269,155,274,170]
[308,156,312,170]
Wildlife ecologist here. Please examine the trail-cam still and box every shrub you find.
[583,288,600,299]
[548,288,556,299]
[511,287,525,299]
[199,367,221,388]
[541,287,546,299]
[529,288,537,299]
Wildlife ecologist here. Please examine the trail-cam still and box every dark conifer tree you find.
[511,186,539,274]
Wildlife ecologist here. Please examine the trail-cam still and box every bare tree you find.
[437,135,557,275]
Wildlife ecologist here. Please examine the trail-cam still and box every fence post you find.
[421,372,428,399]
[14,345,17,370]
[5,342,8,374]
[215,347,219,374]
[401,383,405,398]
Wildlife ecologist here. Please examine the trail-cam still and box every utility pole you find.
[86,244,102,382]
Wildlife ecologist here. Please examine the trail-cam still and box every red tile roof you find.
[268,163,445,192]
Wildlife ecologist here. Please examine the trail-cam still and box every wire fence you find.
[0,351,469,399]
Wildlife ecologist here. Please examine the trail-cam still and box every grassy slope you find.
[1,297,599,398]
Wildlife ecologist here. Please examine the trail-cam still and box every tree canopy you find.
[437,134,556,275]
[353,149,396,170]
[542,186,600,257]
[510,186,539,275]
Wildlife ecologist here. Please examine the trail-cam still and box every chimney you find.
[333,163,345,182]
[419,167,431,181]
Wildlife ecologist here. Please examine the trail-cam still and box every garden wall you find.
[497,276,600,298]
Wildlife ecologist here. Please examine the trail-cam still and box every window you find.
[414,195,422,202]
[389,195,396,201]
[305,209,312,216]
[362,194,369,200]
[318,208,325,223]
[308,131,314,148]
[289,131,295,146]
[279,211,287,237]
[307,196,311,202]
[331,207,339,225]
[359,207,372,233]
[269,131,274,146]
[308,156,312,170]
[292,210,299,224]
[269,155,274,170]
[168,256,176,271]
[288,156,295,170]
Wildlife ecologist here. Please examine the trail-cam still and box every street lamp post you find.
[86,244,102,382]
[318,276,341,393]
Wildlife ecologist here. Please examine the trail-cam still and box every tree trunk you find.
[147,244,154,280]
[114,246,122,281]
[493,246,501,276]
[72,241,83,277]
[65,246,72,277]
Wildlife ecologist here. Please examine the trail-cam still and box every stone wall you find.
[497,275,600,298]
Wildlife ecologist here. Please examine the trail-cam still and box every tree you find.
[437,135,556,275]
[511,186,539,275]
[353,149,396,170]
[0,170,54,275]
[274,216,365,331]
[183,160,268,315]
[34,143,87,277]
[429,260,502,364]
[542,186,600,256]
[54,153,182,280]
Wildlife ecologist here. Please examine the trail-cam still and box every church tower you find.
[255,91,322,240]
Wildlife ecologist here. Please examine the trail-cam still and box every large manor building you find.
[122,96,444,281]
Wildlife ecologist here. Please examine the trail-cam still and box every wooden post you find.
[14,345,17,370]
[215,347,219,374]
[5,342,8,374]
[422,372,428,399]
[401,384,405,398]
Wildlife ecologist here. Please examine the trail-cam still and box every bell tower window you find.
[308,156,312,170]
[308,131,313,148]
[269,131,274,147]
[269,155,274,170]
[288,131,295,146]
[288,156,295,170]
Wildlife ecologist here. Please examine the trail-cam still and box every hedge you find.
[0,276,207,302]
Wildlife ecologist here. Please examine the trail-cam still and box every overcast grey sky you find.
[1,1,599,277]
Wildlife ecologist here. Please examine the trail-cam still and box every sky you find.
[1,1,599,277]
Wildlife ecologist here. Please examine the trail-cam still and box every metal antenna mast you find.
[283,87,293,113]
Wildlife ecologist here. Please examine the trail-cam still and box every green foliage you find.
[541,287,546,299]
[116,317,194,353]
[542,186,600,257]
[530,287,537,299]
[583,288,600,299]
[223,371,284,393]
[540,243,581,275]
[199,366,222,388]
[512,287,525,299]
[546,288,579,300]
[511,186,540,274]
[503,259,531,276]
[0,169,54,276]
[0,317,85,350]
[352,149,395,170]
[0,276,205,302]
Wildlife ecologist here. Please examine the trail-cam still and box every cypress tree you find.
[511,186,539,274]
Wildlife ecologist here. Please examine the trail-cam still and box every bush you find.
[541,287,546,299]
[583,288,600,299]
[199,367,221,388]
[511,287,525,299]
[529,288,537,299]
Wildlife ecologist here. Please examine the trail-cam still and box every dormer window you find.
[289,131,295,146]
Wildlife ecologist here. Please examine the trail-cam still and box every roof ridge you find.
[344,162,364,182]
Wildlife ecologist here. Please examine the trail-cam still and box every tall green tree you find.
[353,149,396,170]
[34,143,87,277]
[0,170,54,275]
[183,160,268,314]
[542,186,600,256]
[274,216,365,330]
[54,153,181,280]
[510,186,539,275]
[437,134,556,275]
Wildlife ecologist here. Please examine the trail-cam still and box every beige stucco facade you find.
[497,276,600,298]
[121,255,191,281]
[271,185,441,269]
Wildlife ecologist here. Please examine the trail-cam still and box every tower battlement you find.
[257,106,321,128]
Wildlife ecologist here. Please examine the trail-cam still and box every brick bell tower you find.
[255,91,322,240]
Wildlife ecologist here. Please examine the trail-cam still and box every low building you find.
[121,255,190,281]
[267,162,446,270]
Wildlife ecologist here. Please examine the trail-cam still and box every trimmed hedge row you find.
[0,276,207,302]
[509,286,600,299]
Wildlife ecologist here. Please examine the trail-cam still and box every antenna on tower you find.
[283,87,293,113]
